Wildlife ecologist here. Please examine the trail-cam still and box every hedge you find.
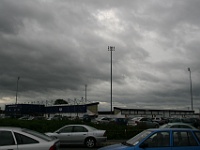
[0,118,147,140]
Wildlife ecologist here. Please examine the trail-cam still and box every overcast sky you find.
[1,0,200,112]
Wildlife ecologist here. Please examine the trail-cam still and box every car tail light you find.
[49,144,58,150]
[103,131,107,137]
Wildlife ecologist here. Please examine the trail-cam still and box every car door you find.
[56,126,73,144]
[142,118,154,127]
[70,126,88,144]
[138,131,171,150]
[14,132,41,150]
[171,130,199,150]
[0,131,18,150]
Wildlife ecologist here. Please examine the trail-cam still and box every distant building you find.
[4,103,197,118]
[5,104,45,118]
[4,102,99,118]
[45,102,99,117]
[114,107,195,118]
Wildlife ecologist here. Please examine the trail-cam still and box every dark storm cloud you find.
[0,0,200,111]
[0,0,107,93]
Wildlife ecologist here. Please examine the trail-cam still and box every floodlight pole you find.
[85,84,87,103]
[188,68,193,111]
[15,76,20,104]
[108,46,115,113]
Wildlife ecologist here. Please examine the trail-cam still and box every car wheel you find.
[85,137,96,148]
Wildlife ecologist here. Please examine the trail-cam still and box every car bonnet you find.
[98,143,132,150]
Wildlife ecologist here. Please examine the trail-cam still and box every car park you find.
[160,122,197,129]
[98,128,200,150]
[45,124,107,148]
[0,127,60,150]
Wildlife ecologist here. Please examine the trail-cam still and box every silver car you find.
[0,127,60,150]
[160,122,197,129]
[45,124,107,148]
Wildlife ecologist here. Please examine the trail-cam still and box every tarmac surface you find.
[60,140,125,150]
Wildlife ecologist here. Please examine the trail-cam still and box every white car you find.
[0,127,60,150]
[160,122,197,129]
[45,124,107,148]
[127,117,159,128]
[92,117,112,124]
[127,117,143,126]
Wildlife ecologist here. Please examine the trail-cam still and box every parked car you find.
[152,117,166,125]
[182,118,200,129]
[45,124,107,148]
[98,128,200,150]
[127,117,142,126]
[168,117,182,123]
[82,114,98,122]
[161,117,169,124]
[0,127,60,150]
[127,117,159,128]
[109,118,128,125]
[46,115,63,121]
[160,122,197,129]
[92,117,112,124]
[18,116,31,120]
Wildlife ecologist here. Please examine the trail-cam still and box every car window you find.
[146,118,151,121]
[180,125,191,128]
[142,131,170,147]
[59,126,73,133]
[171,125,179,128]
[194,131,200,143]
[73,126,88,132]
[14,132,39,144]
[23,128,53,141]
[126,130,152,146]
[141,118,147,121]
[173,131,198,146]
[0,131,15,146]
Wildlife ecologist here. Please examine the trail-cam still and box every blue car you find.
[98,128,200,150]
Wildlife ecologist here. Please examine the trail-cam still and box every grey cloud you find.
[0,0,200,112]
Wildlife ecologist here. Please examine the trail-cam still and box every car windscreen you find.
[126,130,152,146]
[22,129,54,141]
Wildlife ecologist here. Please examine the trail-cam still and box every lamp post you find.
[108,46,115,113]
[85,84,87,103]
[188,68,193,111]
[15,76,20,104]
[74,98,79,118]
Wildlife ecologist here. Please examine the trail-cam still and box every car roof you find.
[0,126,23,131]
[167,122,194,125]
[61,124,96,129]
[63,124,89,126]
[147,128,199,132]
